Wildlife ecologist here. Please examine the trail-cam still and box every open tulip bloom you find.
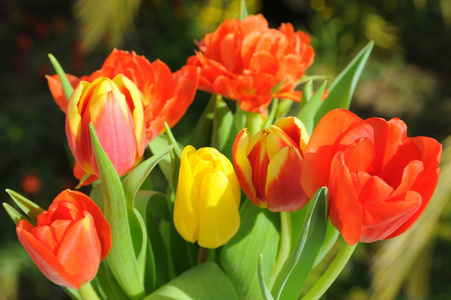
[3,7,443,300]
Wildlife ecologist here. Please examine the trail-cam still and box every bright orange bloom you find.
[187,14,314,113]
[47,49,199,142]
[16,190,111,289]
[233,117,309,211]
[66,75,146,180]
[301,109,442,245]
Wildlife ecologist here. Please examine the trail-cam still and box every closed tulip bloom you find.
[66,74,146,180]
[16,190,111,289]
[187,14,314,113]
[174,146,241,249]
[233,117,309,212]
[301,109,442,245]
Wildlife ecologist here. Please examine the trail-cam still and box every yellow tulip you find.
[174,146,241,249]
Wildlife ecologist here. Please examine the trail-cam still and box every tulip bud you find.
[66,75,146,180]
[174,146,241,249]
[233,116,309,212]
[16,190,111,289]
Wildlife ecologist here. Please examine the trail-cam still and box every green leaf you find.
[279,188,329,299]
[240,0,248,20]
[313,223,339,267]
[122,145,173,206]
[2,203,28,225]
[144,262,239,300]
[135,190,171,222]
[5,189,44,222]
[275,99,293,121]
[149,135,174,188]
[264,99,279,128]
[92,262,129,300]
[271,187,328,299]
[258,255,275,300]
[89,123,145,299]
[48,53,74,100]
[297,81,328,136]
[233,106,248,132]
[187,94,216,148]
[212,95,237,159]
[221,200,280,300]
[313,41,374,126]
[164,123,183,189]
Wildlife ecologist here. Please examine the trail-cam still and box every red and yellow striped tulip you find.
[233,116,309,212]
[66,74,146,180]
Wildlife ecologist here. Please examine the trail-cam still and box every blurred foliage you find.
[0,0,450,299]
[75,0,142,52]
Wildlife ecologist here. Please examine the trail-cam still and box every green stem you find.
[79,281,101,300]
[268,211,292,289]
[301,242,357,300]
[264,98,279,128]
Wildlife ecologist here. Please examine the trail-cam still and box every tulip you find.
[66,74,146,180]
[301,109,442,245]
[233,116,309,212]
[187,14,314,113]
[16,189,111,289]
[47,49,199,142]
[174,146,241,249]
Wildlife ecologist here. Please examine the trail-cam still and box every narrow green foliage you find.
[5,189,44,222]
[48,53,74,100]
[89,123,145,299]
[271,187,328,299]
[258,255,275,300]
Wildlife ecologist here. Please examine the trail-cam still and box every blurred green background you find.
[1,0,450,299]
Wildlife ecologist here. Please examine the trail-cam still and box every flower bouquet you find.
[3,4,442,300]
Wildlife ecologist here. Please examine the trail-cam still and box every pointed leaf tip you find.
[48,53,74,101]
[5,189,44,222]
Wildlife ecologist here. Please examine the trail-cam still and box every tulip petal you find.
[17,220,79,289]
[89,89,137,175]
[47,74,81,113]
[198,172,240,248]
[342,137,375,173]
[32,225,58,253]
[361,191,421,243]
[53,190,111,259]
[56,212,102,286]
[233,130,261,207]
[302,109,362,198]
[174,146,200,243]
[328,152,362,245]
[265,146,306,212]
[274,116,309,151]
[386,137,442,239]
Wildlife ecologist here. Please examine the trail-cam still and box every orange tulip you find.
[66,75,146,180]
[187,14,314,113]
[233,117,309,211]
[47,49,199,142]
[301,109,442,245]
[16,190,111,289]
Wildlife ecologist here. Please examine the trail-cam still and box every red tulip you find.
[233,117,309,211]
[187,14,314,113]
[301,109,442,245]
[16,190,111,289]
[47,49,199,142]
